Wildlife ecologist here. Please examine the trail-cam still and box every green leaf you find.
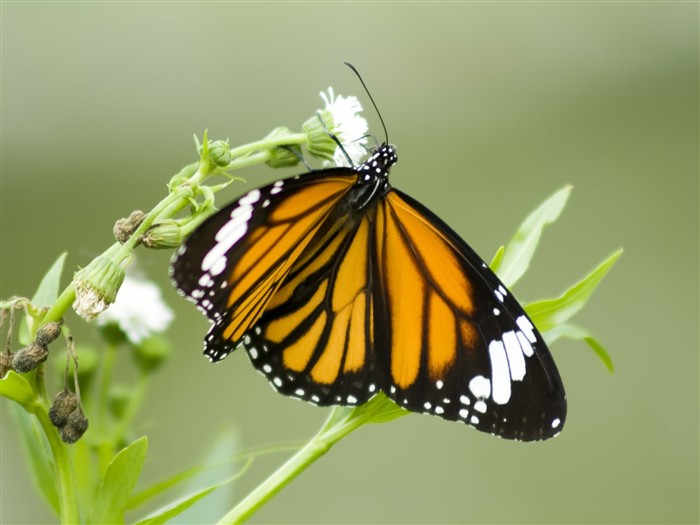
[175,428,239,524]
[18,252,67,344]
[543,324,615,373]
[498,187,571,288]
[0,370,38,408]
[127,430,237,512]
[90,436,148,525]
[31,252,68,307]
[350,392,410,425]
[127,464,209,510]
[134,477,236,525]
[489,245,505,273]
[526,249,623,332]
[9,403,59,514]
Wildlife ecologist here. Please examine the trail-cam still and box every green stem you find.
[112,370,147,444]
[43,286,77,325]
[33,403,81,524]
[226,133,307,162]
[97,342,117,473]
[37,131,302,330]
[218,405,375,524]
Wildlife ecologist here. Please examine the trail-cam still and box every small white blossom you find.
[319,87,369,167]
[96,275,174,344]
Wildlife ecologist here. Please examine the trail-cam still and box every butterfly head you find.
[357,143,397,180]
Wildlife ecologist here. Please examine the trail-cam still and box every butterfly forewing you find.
[171,170,358,362]
[374,189,566,440]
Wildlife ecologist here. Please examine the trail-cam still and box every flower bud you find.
[35,320,63,347]
[132,334,172,374]
[49,390,79,428]
[264,127,302,169]
[208,140,232,167]
[142,221,183,249]
[72,257,125,320]
[59,410,89,444]
[302,110,336,161]
[12,342,49,373]
[113,211,147,244]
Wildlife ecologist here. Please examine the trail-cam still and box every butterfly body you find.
[171,144,566,441]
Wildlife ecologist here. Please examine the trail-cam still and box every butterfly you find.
[171,142,567,441]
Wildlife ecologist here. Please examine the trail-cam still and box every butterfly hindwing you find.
[374,189,566,440]
[171,169,358,362]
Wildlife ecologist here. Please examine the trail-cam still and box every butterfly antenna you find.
[343,61,389,144]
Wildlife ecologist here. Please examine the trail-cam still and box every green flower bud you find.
[264,127,302,169]
[132,334,171,374]
[12,342,49,373]
[72,257,125,320]
[208,140,232,167]
[59,410,89,444]
[142,220,184,249]
[303,110,336,161]
[113,211,147,244]
[49,390,79,428]
[35,320,63,347]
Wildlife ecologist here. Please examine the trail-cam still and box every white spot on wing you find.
[517,331,534,357]
[474,400,487,413]
[488,340,511,404]
[469,376,491,399]
[503,330,526,381]
[516,315,537,343]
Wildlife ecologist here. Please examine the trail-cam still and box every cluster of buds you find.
[49,388,88,444]
[50,336,89,444]
[11,321,62,373]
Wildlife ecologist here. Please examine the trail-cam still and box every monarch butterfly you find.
[171,94,566,443]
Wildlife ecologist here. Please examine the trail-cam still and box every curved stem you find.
[33,403,80,524]
[218,405,377,524]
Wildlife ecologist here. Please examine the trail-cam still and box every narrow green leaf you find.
[584,335,615,374]
[351,392,410,425]
[498,187,571,288]
[30,252,68,307]
[161,428,238,524]
[543,324,614,373]
[18,252,67,344]
[9,403,59,515]
[0,370,38,408]
[489,245,505,273]
[127,464,209,510]
[134,477,237,525]
[127,434,236,511]
[91,436,148,525]
[526,249,623,332]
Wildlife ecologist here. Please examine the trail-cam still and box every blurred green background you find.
[1,3,697,524]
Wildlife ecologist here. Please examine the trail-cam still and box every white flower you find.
[319,87,369,167]
[96,275,174,344]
